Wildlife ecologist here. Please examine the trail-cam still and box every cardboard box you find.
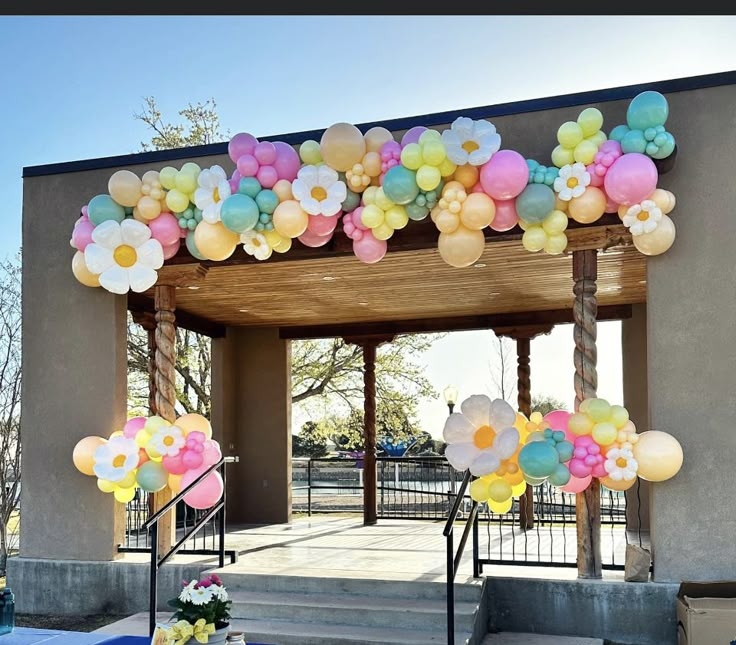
[677,582,736,645]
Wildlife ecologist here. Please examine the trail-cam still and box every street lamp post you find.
[443,385,458,415]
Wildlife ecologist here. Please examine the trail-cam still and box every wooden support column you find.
[572,249,602,579]
[515,337,534,530]
[153,285,177,555]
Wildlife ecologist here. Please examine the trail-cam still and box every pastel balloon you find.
[454,164,480,189]
[518,441,559,478]
[298,229,332,248]
[488,478,512,503]
[401,126,427,147]
[114,487,136,504]
[202,440,223,467]
[320,123,366,172]
[137,460,168,493]
[438,226,485,268]
[108,170,142,208]
[72,218,96,251]
[193,221,239,261]
[307,213,340,236]
[515,183,555,224]
[353,231,387,264]
[182,450,204,470]
[543,410,571,434]
[72,251,100,287]
[488,497,513,514]
[176,413,213,439]
[273,200,309,238]
[469,478,490,502]
[480,150,529,200]
[632,215,676,256]
[490,199,519,232]
[88,194,125,226]
[221,194,260,233]
[632,430,683,482]
[560,474,592,493]
[182,468,224,509]
[627,91,669,130]
[460,192,495,230]
[382,165,419,205]
[364,126,394,153]
[149,212,181,246]
[228,132,258,163]
[548,463,571,487]
[272,142,301,182]
[568,186,606,224]
[73,436,106,476]
[123,417,147,439]
[168,474,183,494]
[600,475,636,492]
[162,452,187,475]
[604,154,658,206]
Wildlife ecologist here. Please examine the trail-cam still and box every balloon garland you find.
[443,394,683,512]
[70,91,678,294]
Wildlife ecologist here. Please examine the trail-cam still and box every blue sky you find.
[2,16,735,435]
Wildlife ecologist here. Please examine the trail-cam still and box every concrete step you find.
[211,569,483,603]
[229,589,478,632]
[483,634,604,644]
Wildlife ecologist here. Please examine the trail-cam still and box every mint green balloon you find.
[238,177,262,199]
[382,165,419,205]
[627,91,669,130]
[88,194,125,226]
[515,184,555,224]
[137,461,167,493]
[220,194,259,233]
[342,189,361,213]
[186,230,206,260]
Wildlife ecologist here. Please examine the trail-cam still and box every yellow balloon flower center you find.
[213,186,220,202]
[112,454,126,468]
[311,185,327,201]
[163,435,174,447]
[473,424,496,449]
[637,210,650,221]
[567,177,579,188]
[462,140,480,153]
[113,244,137,268]
[616,457,628,468]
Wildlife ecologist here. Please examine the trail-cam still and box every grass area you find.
[16,614,127,632]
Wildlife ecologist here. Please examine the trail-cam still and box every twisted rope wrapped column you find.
[147,327,158,416]
[516,337,534,530]
[573,250,601,579]
[363,343,377,526]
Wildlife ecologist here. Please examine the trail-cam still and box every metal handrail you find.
[147,455,238,636]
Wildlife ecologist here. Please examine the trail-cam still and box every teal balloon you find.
[519,441,559,478]
[186,230,206,260]
[555,440,574,463]
[221,194,259,233]
[238,177,262,198]
[382,165,419,205]
[515,183,554,224]
[621,129,647,154]
[342,189,361,213]
[627,91,669,131]
[548,463,571,487]
[136,461,167,493]
[123,206,134,216]
[524,473,547,487]
[88,194,125,226]
[406,203,429,221]
[609,124,630,142]
[649,132,676,159]
[255,189,279,215]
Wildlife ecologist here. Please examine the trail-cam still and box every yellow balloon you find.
[632,215,676,256]
[522,226,546,252]
[73,436,106,476]
[299,140,322,165]
[632,430,683,482]
[263,229,289,253]
[320,123,366,172]
[72,251,100,288]
[416,165,441,191]
[551,145,575,169]
[454,164,479,189]
[97,478,116,493]
[511,480,528,497]
[488,497,513,514]
[108,170,142,208]
[610,405,630,429]
[600,475,636,492]
[363,127,394,153]
[137,195,162,221]
[159,167,177,190]
[543,232,568,255]
[568,412,593,435]
[385,206,409,230]
[273,235,292,253]
[649,188,676,214]
[175,171,197,194]
[374,188,394,212]
[470,478,491,502]
[168,474,183,494]
[569,186,606,224]
[589,130,607,147]
[592,422,618,446]
[372,222,395,241]
[438,226,485,268]
[438,157,457,177]
[361,204,384,229]
[166,188,190,213]
[460,193,495,230]
[181,162,201,177]
[272,200,309,239]
[193,221,239,261]
[118,470,137,489]
[488,478,512,503]
[175,413,212,439]
[422,140,446,166]
[114,487,136,504]
[557,121,584,148]
[554,196,569,213]
[577,108,604,138]
[542,210,568,234]
[400,144,423,170]
[573,140,598,165]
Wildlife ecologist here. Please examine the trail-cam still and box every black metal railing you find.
[292,456,463,519]
[142,456,238,636]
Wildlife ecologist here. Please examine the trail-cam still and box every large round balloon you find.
[182,467,224,509]
[193,221,239,261]
[515,184,555,224]
[632,215,676,256]
[603,153,658,206]
[632,430,683,482]
[72,251,100,287]
[479,150,529,200]
[137,460,168,493]
[518,441,559,478]
[176,413,212,439]
[382,165,419,205]
[627,91,669,131]
[273,200,309,238]
[73,436,106,476]
[438,226,485,268]
[108,170,142,208]
[320,123,366,172]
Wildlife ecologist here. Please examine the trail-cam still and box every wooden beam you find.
[157,263,209,288]
[128,293,226,338]
[572,249,602,579]
[280,304,632,340]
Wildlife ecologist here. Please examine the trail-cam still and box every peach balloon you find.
[363,126,394,153]
[193,221,239,261]
[272,179,293,202]
[362,151,382,177]
[569,186,606,224]
[438,226,485,268]
[454,164,480,190]
[273,200,309,238]
[168,474,183,494]
[435,210,460,233]
[137,196,162,221]
[649,188,676,214]
[460,192,495,230]
[175,413,213,439]
[632,430,683,481]
[600,475,636,491]
[108,170,142,208]
[73,436,107,476]
[72,251,100,288]
[632,215,676,256]
[554,196,569,213]
[320,123,366,172]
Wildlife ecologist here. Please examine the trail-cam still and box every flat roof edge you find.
[23,70,736,178]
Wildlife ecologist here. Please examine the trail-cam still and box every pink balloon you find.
[256,165,278,188]
[228,133,258,163]
[182,450,204,470]
[561,474,592,493]
[228,178,240,194]
[586,164,604,187]
[202,440,222,468]
[543,410,571,433]
[353,232,387,263]
[604,193,620,214]
[123,416,147,439]
[352,207,369,231]
[149,212,181,247]
[490,199,519,232]
[162,453,187,475]
[308,213,340,236]
[401,126,427,147]
[72,218,96,251]
[81,205,89,220]
[182,467,224,510]
[470,182,485,194]
[163,239,181,260]
[480,150,529,200]
[603,153,658,206]
[298,228,333,248]
[254,141,277,165]
[592,462,608,478]
[272,142,301,182]
[237,154,259,177]
[569,458,591,478]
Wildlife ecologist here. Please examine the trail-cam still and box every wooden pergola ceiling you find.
[139,221,646,332]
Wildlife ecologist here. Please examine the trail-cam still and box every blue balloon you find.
[88,194,126,226]
[382,165,419,205]
[238,177,262,198]
[137,461,168,493]
[186,230,206,260]
[627,90,669,131]
[256,189,279,215]
[524,473,547,487]
[609,124,630,142]
[406,203,429,221]
[519,441,560,478]
[621,129,647,154]
[548,463,571,487]
[220,194,259,233]
[515,183,555,224]
[555,440,574,463]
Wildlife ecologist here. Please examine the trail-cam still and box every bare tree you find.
[488,334,516,403]
[0,256,21,574]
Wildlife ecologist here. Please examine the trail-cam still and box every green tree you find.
[135,97,226,151]
[531,394,567,416]
[292,421,329,459]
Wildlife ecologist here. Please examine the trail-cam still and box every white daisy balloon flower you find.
[553,162,591,201]
[441,116,502,167]
[194,165,232,224]
[291,164,347,216]
[93,435,139,483]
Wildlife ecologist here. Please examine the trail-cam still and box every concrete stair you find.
[215,571,484,645]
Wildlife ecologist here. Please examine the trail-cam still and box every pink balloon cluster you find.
[71,207,95,251]
[298,213,340,248]
[569,434,607,479]
[587,140,623,187]
[343,207,387,263]
[228,133,301,189]
[379,141,402,182]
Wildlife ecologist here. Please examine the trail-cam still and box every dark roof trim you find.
[24,70,735,178]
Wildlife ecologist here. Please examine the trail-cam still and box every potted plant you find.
[167,573,232,643]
